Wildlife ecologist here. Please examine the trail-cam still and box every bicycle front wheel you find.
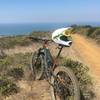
[50,66,80,100]
[30,51,44,80]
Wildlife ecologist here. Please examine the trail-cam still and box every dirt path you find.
[72,34,100,99]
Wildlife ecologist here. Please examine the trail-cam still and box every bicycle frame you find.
[35,40,65,84]
[29,37,80,100]
[30,37,66,78]
[38,40,64,69]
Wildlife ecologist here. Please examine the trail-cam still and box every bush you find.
[60,58,94,100]
[72,25,100,44]
[7,68,24,80]
[0,53,31,77]
[0,76,19,96]
[30,31,50,38]
[0,35,32,49]
[0,31,50,49]
[91,28,100,38]
[0,55,13,75]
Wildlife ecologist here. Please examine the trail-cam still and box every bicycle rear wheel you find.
[30,51,44,80]
[50,66,80,100]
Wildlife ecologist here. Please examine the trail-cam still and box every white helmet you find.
[52,27,72,47]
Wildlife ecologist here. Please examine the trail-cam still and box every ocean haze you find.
[0,23,70,36]
[0,22,100,36]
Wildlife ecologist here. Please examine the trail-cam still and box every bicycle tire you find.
[50,66,80,100]
[30,51,44,80]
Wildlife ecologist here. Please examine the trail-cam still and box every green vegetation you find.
[0,53,31,97]
[0,76,19,96]
[63,58,94,99]
[0,31,50,49]
[0,53,31,75]
[0,27,97,99]
[30,31,50,38]
[72,25,100,43]
[0,52,94,99]
[0,35,32,49]
[7,68,24,80]
[0,26,99,49]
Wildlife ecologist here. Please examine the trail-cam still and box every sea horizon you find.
[0,22,100,36]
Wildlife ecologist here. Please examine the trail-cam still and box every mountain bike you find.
[29,37,80,100]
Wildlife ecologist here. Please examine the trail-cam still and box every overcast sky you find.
[0,0,100,23]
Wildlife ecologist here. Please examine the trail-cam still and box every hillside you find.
[0,28,100,100]
[0,26,100,50]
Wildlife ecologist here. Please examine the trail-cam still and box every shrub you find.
[72,25,100,44]
[7,68,24,80]
[0,53,31,77]
[60,58,94,100]
[0,55,13,74]
[0,76,19,96]
[0,35,32,49]
[91,28,100,38]
[30,31,50,38]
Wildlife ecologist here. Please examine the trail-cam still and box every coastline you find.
[0,23,100,36]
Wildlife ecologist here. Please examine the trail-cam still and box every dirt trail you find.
[72,34,100,99]
[73,34,100,75]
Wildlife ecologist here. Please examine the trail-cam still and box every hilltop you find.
[0,25,100,100]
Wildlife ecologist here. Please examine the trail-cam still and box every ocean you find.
[0,22,100,36]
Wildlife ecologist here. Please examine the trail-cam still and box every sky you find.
[0,0,100,23]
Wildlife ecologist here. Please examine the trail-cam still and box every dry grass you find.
[1,34,100,99]
[5,80,51,100]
